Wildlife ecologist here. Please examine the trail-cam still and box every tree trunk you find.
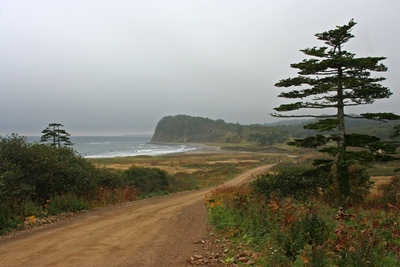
[337,62,350,202]
[52,125,56,147]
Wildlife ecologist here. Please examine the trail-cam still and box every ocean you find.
[26,135,196,158]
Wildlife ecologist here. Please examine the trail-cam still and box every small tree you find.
[272,20,399,202]
[40,123,74,148]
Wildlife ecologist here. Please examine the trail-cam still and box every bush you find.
[283,208,328,261]
[47,193,91,214]
[250,167,330,200]
[323,164,374,204]
[124,165,169,193]
[377,175,400,205]
[96,168,125,189]
[0,134,119,234]
[91,186,140,207]
[0,134,101,202]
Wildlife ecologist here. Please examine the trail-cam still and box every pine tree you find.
[272,19,400,201]
[40,123,74,148]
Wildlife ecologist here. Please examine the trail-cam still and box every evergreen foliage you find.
[391,124,400,139]
[269,118,399,140]
[251,167,331,200]
[40,123,74,148]
[272,20,399,201]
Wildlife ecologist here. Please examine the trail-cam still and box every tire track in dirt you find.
[0,164,274,267]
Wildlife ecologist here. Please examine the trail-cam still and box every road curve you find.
[0,164,274,267]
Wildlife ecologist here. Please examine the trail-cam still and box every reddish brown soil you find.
[0,164,274,267]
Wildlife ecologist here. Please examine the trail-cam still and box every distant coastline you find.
[150,142,224,154]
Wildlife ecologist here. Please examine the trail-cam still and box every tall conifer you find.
[40,123,74,148]
[273,20,399,201]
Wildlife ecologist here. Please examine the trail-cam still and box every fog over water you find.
[1,1,399,136]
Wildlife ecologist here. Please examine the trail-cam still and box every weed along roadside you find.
[204,168,400,266]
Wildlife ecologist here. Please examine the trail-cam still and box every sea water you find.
[26,135,195,158]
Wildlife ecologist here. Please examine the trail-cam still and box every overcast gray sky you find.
[1,1,399,136]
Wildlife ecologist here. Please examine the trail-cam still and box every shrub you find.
[283,207,328,261]
[47,193,91,214]
[323,164,374,204]
[0,134,101,201]
[20,200,44,217]
[250,167,330,200]
[0,134,121,234]
[124,165,169,193]
[96,168,125,189]
[92,186,140,207]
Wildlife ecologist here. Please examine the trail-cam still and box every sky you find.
[1,1,399,136]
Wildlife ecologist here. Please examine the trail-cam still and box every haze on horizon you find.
[1,1,399,136]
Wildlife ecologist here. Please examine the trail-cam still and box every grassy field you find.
[88,152,298,189]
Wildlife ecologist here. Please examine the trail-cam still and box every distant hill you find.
[265,116,400,140]
[151,115,289,145]
[151,115,399,145]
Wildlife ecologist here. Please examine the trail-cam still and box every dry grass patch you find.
[370,176,395,194]
[206,159,260,165]
[103,164,132,170]
[90,153,280,172]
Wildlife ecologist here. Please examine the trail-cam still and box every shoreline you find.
[150,142,226,155]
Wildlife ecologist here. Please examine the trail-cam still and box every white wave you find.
[84,146,196,158]
[86,141,110,145]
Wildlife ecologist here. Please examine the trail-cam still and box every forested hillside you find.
[265,117,400,140]
[151,115,288,145]
[151,115,399,145]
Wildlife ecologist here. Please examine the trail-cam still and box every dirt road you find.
[0,164,274,267]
